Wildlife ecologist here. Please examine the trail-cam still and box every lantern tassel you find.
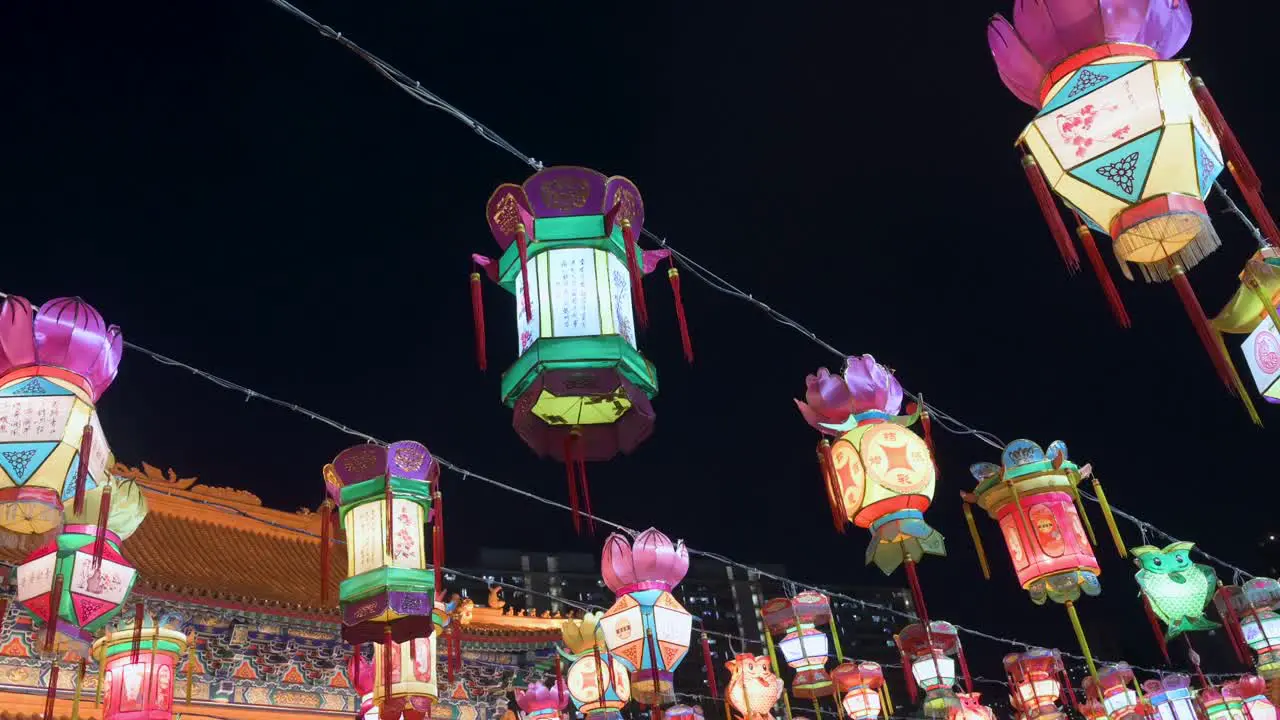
[1021,153,1081,273]
[384,457,395,559]
[1214,329,1263,426]
[576,434,594,536]
[71,658,85,720]
[554,653,564,691]
[828,615,845,664]
[1065,601,1099,686]
[470,270,487,371]
[319,499,334,607]
[1229,162,1280,250]
[1142,594,1172,664]
[960,498,991,580]
[44,663,59,720]
[1248,272,1280,338]
[621,220,650,329]
[880,684,894,717]
[1170,266,1237,393]
[1073,217,1132,327]
[515,223,533,321]
[957,642,974,693]
[701,632,719,699]
[1060,663,1079,711]
[186,633,197,703]
[95,640,106,707]
[667,262,694,363]
[1088,474,1126,558]
[131,603,143,663]
[898,646,918,704]
[73,424,93,515]
[432,490,444,594]
[45,573,63,652]
[92,485,112,569]
[563,434,582,534]
[1191,78,1261,192]
[1215,585,1251,665]
[817,440,845,533]
[382,628,393,709]
[1068,471,1099,547]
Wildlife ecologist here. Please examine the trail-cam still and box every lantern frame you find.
[763,593,834,698]
[1143,675,1197,720]
[896,621,962,714]
[1004,650,1066,720]
[832,661,885,720]
[1085,664,1141,720]
[91,621,189,720]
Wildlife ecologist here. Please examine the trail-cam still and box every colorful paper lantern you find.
[987,0,1280,413]
[0,295,121,537]
[762,592,833,698]
[16,478,146,654]
[725,654,784,720]
[560,611,631,718]
[91,613,189,720]
[1133,542,1219,640]
[795,355,943,574]
[323,441,437,645]
[895,621,968,717]
[471,167,691,530]
[664,706,704,720]
[1004,650,1067,720]
[515,681,570,720]
[1084,664,1140,720]
[350,651,375,720]
[951,693,994,720]
[1212,248,1280,411]
[598,528,692,705]
[831,661,887,720]
[372,632,437,720]
[1198,685,1248,720]
[1212,578,1280,685]
[1143,675,1196,720]
[1079,701,1108,720]
[1226,677,1277,720]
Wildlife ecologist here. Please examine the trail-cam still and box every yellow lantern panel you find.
[531,387,634,426]
[373,634,438,709]
[344,498,427,576]
[831,423,936,529]
[515,247,637,356]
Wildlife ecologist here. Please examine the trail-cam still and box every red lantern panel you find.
[996,491,1098,589]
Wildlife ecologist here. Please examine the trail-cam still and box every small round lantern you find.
[324,441,437,645]
[91,613,189,720]
[560,611,631,719]
[763,592,833,698]
[895,621,966,716]
[1004,650,1067,720]
[1143,675,1196,720]
[1085,664,1141,720]
[515,681,570,720]
[831,661,886,720]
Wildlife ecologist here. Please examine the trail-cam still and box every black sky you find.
[1,0,1274,680]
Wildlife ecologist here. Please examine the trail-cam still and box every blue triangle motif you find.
[1068,129,1164,203]
[60,456,98,501]
[1065,201,1110,236]
[0,378,73,398]
[0,442,59,485]
[1193,129,1223,199]
[1038,61,1148,117]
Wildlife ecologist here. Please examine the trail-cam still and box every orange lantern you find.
[725,654,784,720]
[831,662,888,720]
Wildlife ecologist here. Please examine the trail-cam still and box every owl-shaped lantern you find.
[471,167,692,531]
[560,611,631,718]
[1133,542,1219,644]
[988,1,1280,405]
[323,441,437,645]
[951,693,995,720]
[1084,664,1140,720]
[1143,675,1196,720]
[0,295,121,538]
[1004,650,1068,720]
[91,611,189,720]
[516,681,570,720]
[831,661,888,720]
[725,654,784,720]
[762,592,833,698]
[795,355,943,574]
[16,478,146,655]
[1213,578,1280,687]
[598,528,692,705]
[1225,677,1277,720]
[894,621,969,717]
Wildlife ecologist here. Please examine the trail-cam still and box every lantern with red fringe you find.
[323,442,437,646]
[92,612,188,720]
[831,661,888,720]
[894,621,970,718]
[0,295,122,540]
[763,592,834,698]
[987,1,1280,418]
[1228,676,1277,720]
[1213,579,1280,692]
[470,167,694,532]
[1004,650,1068,720]
[1084,664,1140,720]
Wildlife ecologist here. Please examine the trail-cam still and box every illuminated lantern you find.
[1080,701,1108,720]
[372,632,436,720]
[598,528,692,705]
[515,681,570,720]
[0,295,121,538]
[795,355,943,574]
[323,441,437,645]
[471,167,691,530]
[762,592,833,698]
[1212,248,1280,412]
[895,621,969,717]
[987,1,1280,410]
[1228,677,1277,720]
[725,654,784,720]
[1143,675,1196,720]
[1132,542,1219,645]
[951,693,994,720]
[350,651,375,720]
[1004,650,1067,720]
[664,706,704,720]
[1084,664,1140,720]
[16,478,146,654]
[91,613,188,720]
[1198,685,1248,720]
[560,611,631,718]
[831,661,887,720]
[1212,579,1280,688]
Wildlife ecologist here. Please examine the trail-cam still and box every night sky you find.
[2,0,1275,683]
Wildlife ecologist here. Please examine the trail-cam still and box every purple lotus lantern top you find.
[326,441,437,504]
[515,680,570,718]
[0,295,123,401]
[987,0,1192,107]
[601,528,689,594]
[485,166,645,251]
[794,355,904,435]
[1141,673,1191,697]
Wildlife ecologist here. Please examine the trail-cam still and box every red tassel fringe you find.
[1142,595,1171,663]
[45,574,62,652]
[622,221,650,329]
[957,644,974,693]
[1060,664,1079,711]
[44,663,59,720]
[92,485,112,569]
[131,603,143,663]
[1230,164,1280,251]
[432,477,444,593]
[382,629,393,704]
[1072,215,1132,327]
[1022,154,1081,273]
[667,263,694,363]
[515,226,533,321]
[817,440,845,533]
[74,424,92,515]
[470,271,487,371]
[901,651,918,703]
[563,434,581,534]
[385,458,395,558]
[320,500,334,606]
[1215,587,1251,665]
[1192,79,1259,191]
[1170,270,1234,392]
[554,653,564,689]
[700,632,719,699]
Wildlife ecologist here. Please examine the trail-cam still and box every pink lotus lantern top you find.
[601,528,689,593]
[515,681,570,720]
[795,355,904,435]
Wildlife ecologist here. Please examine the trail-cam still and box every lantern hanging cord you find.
[1215,182,1271,248]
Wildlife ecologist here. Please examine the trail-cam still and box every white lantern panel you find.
[910,656,955,689]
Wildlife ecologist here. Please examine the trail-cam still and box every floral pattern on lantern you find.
[1085,664,1140,720]
[92,612,189,720]
[895,621,964,717]
[763,592,833,698]
[1004,650,1067,720]
[832,661,886,720]
[725,654,784,720]
[515,681,570,720]
[560,611,631,717]
[598,528,692,705]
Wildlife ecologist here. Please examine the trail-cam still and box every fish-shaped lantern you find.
[1133,541,1220,641]
[725,654,784,720]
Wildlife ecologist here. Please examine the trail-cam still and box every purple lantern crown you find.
[515,681,570,715]
[1142,674,1190,696]
[324,441,436,504]
[601,528,689,594]
[485,166,645,251]
[795,354,904,435]
[0,295,123,402]
[987,0,1192,107]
